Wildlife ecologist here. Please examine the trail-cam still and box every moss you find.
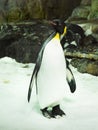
[88,0,98,19]
[7,8,22,22]
[91,0,98,11]
[88,11,98,19]
[27,0,44,19]
[0,10,6,24]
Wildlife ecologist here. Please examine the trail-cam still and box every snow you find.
[0,57,98,130]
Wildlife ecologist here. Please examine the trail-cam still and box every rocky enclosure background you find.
[0,0,98,23]
[0,0,81,23]
[0,0,98,76]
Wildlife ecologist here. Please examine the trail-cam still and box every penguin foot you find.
[52,105,66,118]
[41,105,66,119]
[41,107,54,119]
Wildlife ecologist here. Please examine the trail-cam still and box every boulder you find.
[81,0,91,5]
[41,0,81,19]
[88,0,98,19]
[71,5,90,19]
[0,20,53,63]
[71,59,98,76]
[0,0,82,23]
[27,0,44,19]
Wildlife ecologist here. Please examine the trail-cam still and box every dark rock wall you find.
[0,0,81,23]
[41,0,81,19]
[0,0,98,23]
[89,0,98,19]
[0,21,54,63]
[69,0,98,21]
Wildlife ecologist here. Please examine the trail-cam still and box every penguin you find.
[61,22,85,49]
[27,19,76,118]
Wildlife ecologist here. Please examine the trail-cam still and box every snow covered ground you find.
[0,57,98,130]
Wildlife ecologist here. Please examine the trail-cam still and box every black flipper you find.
[27,32,56,102]
[27,69,36,102]
[66,59,76,93]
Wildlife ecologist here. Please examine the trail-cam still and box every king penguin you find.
[27,19,76,118]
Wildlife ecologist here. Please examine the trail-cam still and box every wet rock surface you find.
[0,20,53,63]
[0,0,81,23]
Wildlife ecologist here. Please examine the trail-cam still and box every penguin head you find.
[50,19,66,35]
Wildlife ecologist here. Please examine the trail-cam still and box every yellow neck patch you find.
[63,26,67,34]
[54,33,60,40]
[53,26,67,40]
[61,26,67,38]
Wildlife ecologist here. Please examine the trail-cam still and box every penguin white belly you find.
[37,38,67,109]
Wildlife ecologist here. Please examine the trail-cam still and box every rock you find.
[0,10,6,23]
[65,31,98,76]
[0,0,98,23]
[0,0,82,23]
[7,8,22,22]
[27,0,44,19]
[69,0,98,21]
[86,61,98,76]
[68,0,91,21]
[88,0,98,19]
[7,0,30,22]
[83,34,98,46]
[41,0,81,19]
[70,5,90,20]
[0,20,53,63]
[91,23,98,41]
[71,59,98,76]
[6,38,41,63]
[81,0,91,6]
[91,24,98,34]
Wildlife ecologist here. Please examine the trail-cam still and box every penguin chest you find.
[41,39,66,70]
[37,39,66,87]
